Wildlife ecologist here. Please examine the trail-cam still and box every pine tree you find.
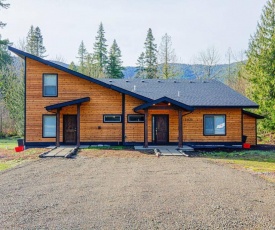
[135,52,146,78]
[106,40,124,78]
[77,40,87,74]
[92,22,108,77]
[69,61,78,72]
[26,25,46,57]
[143,28,158,79]
[158,33,182,79]
[246,0,275,132]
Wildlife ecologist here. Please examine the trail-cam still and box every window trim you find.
[42,114,57,138]
[203,114,226,136]
[103,114,122,123]
[42,73,58,97]
[127,114,145,123]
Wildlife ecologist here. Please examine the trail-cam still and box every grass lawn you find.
[199,150,275,182]
[0,137,47,172]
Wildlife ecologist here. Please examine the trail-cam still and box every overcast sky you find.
[1,0,267,66]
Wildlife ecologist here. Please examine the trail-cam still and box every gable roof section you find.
[9,46,259,108]
[134,96,194,112]
[45,97,90,111]
[8,46,151,102]
[243,110,264,119]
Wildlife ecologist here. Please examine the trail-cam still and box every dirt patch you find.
[79,148,155,158]
[0,148,47,161]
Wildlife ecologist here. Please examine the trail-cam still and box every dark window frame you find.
[203,114,226,136]
[127,114,145,123]
[103,114,122,123]
[42,114,57,138]
[42,73,58,97]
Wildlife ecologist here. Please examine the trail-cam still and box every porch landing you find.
[135,145,194,156]
[39,147,78,158]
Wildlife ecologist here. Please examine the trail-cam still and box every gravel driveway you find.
[0,155,274,229]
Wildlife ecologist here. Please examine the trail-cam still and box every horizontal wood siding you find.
[125,95,144,142]
[243,114,256,145]
[183,108,242,142]
[26,58,122,143]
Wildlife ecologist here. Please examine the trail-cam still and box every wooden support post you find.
[77,104,80,147]
[178,109,183,148]
[56,109,60,147]
[144,109,148,148]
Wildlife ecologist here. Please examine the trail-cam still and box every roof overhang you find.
[45,97,90,111]
[134,96,194,112]
[243,110,264,119]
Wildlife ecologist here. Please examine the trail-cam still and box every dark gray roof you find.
[9,46,258,108]
[101,79,258,108]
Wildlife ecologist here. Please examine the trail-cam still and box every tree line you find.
[1,0,275,141]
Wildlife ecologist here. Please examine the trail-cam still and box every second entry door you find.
[153,115,169,144]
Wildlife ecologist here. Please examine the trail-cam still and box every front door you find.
[153,115,169,144]
[63,115,77,144]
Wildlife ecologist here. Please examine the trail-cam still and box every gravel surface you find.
[0,155,274,229]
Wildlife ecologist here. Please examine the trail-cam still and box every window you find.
[103,115,122,123]
[43,74,58,96]
[128,114,144,123]
[43,115,56,137]
[204,115,226,135]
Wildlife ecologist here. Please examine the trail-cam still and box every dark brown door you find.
[63,115,77,144]
[154,115,169,144]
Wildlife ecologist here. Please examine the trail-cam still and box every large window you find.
[43,74,58,97]
[128,114,144,123]
[43,115,56,137]
[103,115,122,123]
[204,115,226,135]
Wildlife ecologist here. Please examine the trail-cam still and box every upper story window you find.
[128,114,144,123]
[204,115,226,136]
[43,74,58,97]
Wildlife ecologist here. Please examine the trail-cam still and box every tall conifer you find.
[106,40,124,78]
[246,0,275,132]
[26,25,46,57]
[77,40,87,74]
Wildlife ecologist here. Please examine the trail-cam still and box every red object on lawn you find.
[243,143,251,149]
[15,146,24,152]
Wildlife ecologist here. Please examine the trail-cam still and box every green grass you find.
[200,150,275,181]
[200,150,275,163]
[0,137,20,150]
[0,160,21,171]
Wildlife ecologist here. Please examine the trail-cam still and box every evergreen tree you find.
[106,40,124,78]
[246,0,275,132]
[77,40,87,74]
[135,52,146,78]
[84,53,94,77]
[158,33,182,79]
[69,61,78,72]
[26,25,46,57]
[92,22,108,77]
[143,28,158,79]
[0,35,12,69]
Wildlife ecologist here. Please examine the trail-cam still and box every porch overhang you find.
[134,96,194,112]
[45,97,90,111]
[242,110,264,119]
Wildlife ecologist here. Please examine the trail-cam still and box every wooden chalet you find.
[9,47,264,148]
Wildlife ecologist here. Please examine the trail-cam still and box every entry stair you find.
[134,145,194,156]
[39,146,78,158]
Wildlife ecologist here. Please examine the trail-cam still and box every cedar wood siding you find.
[243,113,257,145]
[26,58,122,143]
[25,58,249,145]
